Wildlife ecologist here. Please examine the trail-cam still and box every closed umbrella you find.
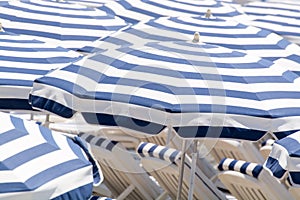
[0,111,103,199]
[0,0,128,51]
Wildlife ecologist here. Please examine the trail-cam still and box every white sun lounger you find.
[217,158,294,200]
[79,133,165,200]
[204,139,265,164]
[137,142,228,200]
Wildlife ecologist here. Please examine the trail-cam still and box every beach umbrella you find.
[67,0,116,8]
[84,16,300,76]
[29,39,300,199]
[264,130,300,187]
[0,0,128,51]
[0,30,82,111]
[0,111,103,199]
[30,39,300,141]
[99,0,244,24]
[238,1,300,45]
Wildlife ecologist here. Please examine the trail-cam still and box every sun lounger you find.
[137,142,228,200]
[217,158,294,200]
[79,133,165,200]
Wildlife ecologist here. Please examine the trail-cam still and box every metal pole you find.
[188,140,198,200]
[176,140,187,200]
[166,125,172,146]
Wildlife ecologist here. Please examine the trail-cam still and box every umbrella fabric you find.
[264,131,300,186]
[100,0,244,24]
[67,0,115,8]
[0,31,82,110]
[239,1,300,45]
[30,41,300,141]
[0,111,103,199]
[0,0,128,51]
[84,16,300,75]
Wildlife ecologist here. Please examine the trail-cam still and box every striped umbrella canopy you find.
[238,1,300,45]
[100,0,244,24]
[30,40,300,141]
[264,130,300,186]
[0,111,103,199]
[0,31,82,110]
[67,0,117,8]
[84,16,300,75]
[0,0,128,51]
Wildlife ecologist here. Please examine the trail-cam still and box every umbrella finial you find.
[193,32,200,43]
[205,9,212,19]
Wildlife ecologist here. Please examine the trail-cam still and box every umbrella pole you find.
[176,139,187,200]
[166,125,172,146]
[188,140,198,200]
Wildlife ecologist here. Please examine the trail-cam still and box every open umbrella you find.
[84,16,300,76]
[100,0,244,24]
[30,39,300,199]
[0,30,82,111]
[30,39,300,141]
[238,1,300,45]
[0,111,103,199]
[264,130,300,186]
[0,0,128,51]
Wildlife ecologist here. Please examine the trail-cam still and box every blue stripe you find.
[1,3,107,19]
[158,147,168,161]
[80,112,270,140]
[0,99,33,110]
[0,78,33,86]
[147,20,275,39]
[0,159,91,193]
[172,16,248,29]
[245,5,300,15]
[240,162,250,175]
[18,0,95,11]
[290,172,300,185]
[125,28,185,42]
[0,13,123,30]
[174,126,267,141]
[4,28,102,41]
[137,142,148,157]
[0,116,27,146]
[29,95,75,118]
[228,159,237,170]
[252,165,263,178]
[0,66,48,75]
[265,156,286,178]
[148,144,158,157]
[140,0,240,17]
[169,150,179,163]
[276,137,300,157]
[218,158,226,171]
[83,113,166,135]
[51,183,93,200]
[117,0,162,18]
[0,143,59,170]
[106,140,118,151]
